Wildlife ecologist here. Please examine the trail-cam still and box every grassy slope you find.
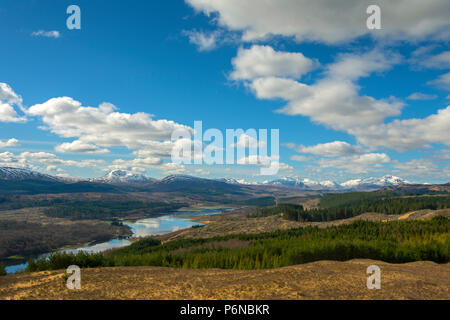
[1,260,449,300]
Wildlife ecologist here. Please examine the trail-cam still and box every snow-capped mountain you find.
[263,177,306,188]
[158,174,220,184]
[217,178,259,185]
[262,177,342,190]
[0,166,413,192]
[260,175,410,190]
[341,175,410,189]
[0,167,58,181]
[154,174,241,192]
[91,170,155,184]
[317,180,343,189]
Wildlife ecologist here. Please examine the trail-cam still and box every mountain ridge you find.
[0,167,439,194]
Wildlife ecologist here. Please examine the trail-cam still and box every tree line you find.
[250,195,450,222]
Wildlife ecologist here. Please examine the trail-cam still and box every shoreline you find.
[4,206,232,272]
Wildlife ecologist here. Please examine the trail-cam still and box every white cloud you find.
[318,153,391,174]
[0,83,25,122]
[186,0,450,44]
[406,92,438,100]
[24,97,199,174]
[159,162,186,174]
[194,168,210,175]
[31,30,60,38]
[231,133,265,149]
[428,72,450,90]
[27,97,192,159]
[109,157,164,170]
[288,141,365,157]
[237,154,277,166]
[351,106,450,151]
[415,50,450,69]
[0,83,22,105]
[184,30,219,51]
[249,77,309,100]
[0,138,19,148]
[0,103,26,122]
[231,46,450,152]
[55,141,110,154]
[290,155,311,162]
[325,50,401,81]
[277,162,294,172]
[392,158,447,180]
[230,45,317,81]
[0,151,105,171]
[239,48,403,132]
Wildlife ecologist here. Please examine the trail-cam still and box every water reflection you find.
[5,207,230,274]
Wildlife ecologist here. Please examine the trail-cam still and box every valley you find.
[0,167,449,300]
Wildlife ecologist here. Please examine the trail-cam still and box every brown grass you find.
[1,259,448,300]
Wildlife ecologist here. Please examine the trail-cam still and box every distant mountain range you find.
[259,175,411,190]
[0,167,428,195]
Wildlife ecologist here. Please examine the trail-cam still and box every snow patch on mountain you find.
[258,175,411,190]
[341,175,410,188]
[92,170,155,184]
[0,167,58,181]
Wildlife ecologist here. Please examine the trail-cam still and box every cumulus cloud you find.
[0,138,19,148]
[318,153,391,174]
[0,83,25,122]
[25,97,198,173]
[231,133,265,149]
[230,45,317,81]
[27,97,192,159]
[235,47,403,132]
[231,45,450,152]
[0,83,22,105]
[0,103,25,122]
[392,158,447,180]
[325,50,401,81]
[351,106,450,151]
[0,151,105,171]
[186,0,450,44]
[273,72,403,133]
[31,30,60,38]
[287,141,365,157]
[237,154,292,174]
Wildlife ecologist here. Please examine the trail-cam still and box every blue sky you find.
[0,0,449,183]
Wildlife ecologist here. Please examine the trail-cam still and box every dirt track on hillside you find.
[1,259,448,300]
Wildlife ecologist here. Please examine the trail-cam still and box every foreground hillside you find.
[1,259,448,300]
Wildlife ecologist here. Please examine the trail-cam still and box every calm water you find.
[5,207,229,274]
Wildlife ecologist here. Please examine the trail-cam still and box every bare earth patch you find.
[0,259,448,300]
